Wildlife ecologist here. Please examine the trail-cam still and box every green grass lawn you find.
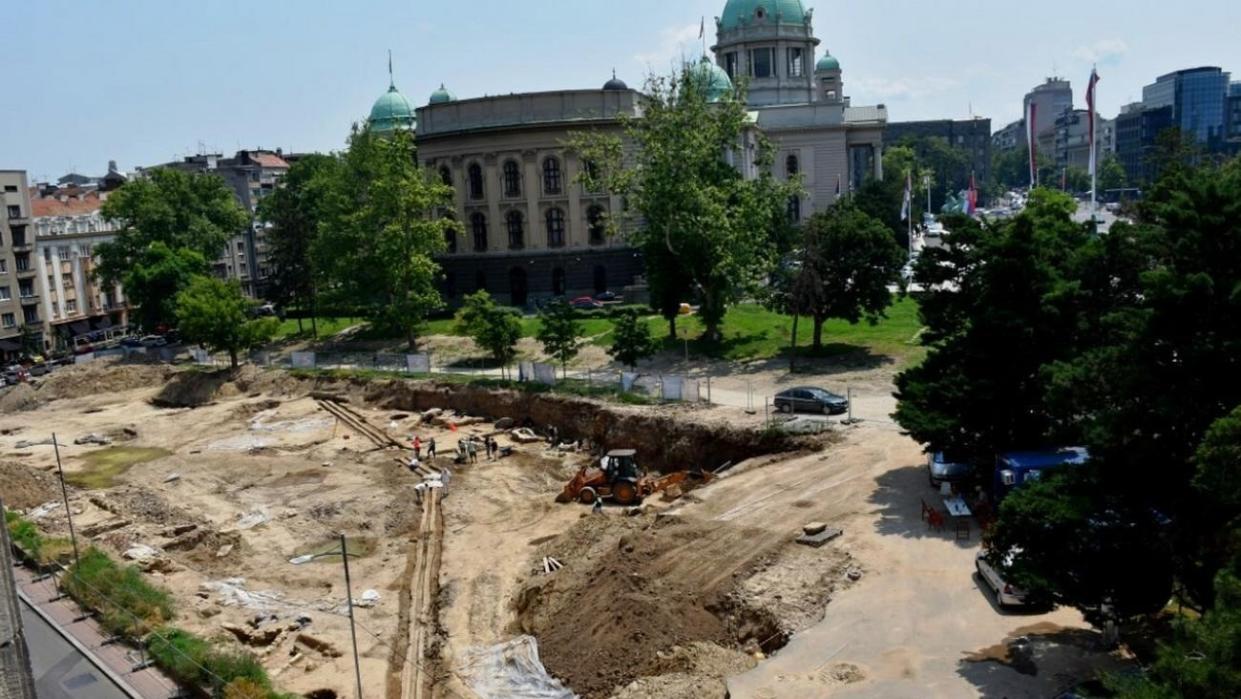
[283,296,925,363]
[272,316,366,341]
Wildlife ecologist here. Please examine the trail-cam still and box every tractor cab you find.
[603,449,639,482]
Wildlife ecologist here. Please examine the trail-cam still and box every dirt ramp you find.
[513,515,779,698]
[1,362,175,413]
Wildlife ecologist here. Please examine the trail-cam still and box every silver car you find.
[975,549,1032,609]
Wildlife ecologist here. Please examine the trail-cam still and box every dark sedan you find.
[774,387,848,416]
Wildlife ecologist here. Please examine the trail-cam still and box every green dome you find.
[720,0,808,31]
[428,84,455,104]
[689,56,734,101]
[369,85,415,133]
[816,54,840,72]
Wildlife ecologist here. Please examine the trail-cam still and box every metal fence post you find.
[706,376,712,405]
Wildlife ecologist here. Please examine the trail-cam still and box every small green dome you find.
[689,56,733,101]
[720,0,808,31]
[369,85,415,133]
[816,54,840,72]
[429,84,455,104]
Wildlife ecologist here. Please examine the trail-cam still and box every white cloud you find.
[1073,39,1128,64]
[851,76,960,101]
[633,23,706,70]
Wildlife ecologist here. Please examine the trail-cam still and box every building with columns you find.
[368,0,884,307]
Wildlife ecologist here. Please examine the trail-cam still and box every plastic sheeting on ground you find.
[457,636,577,699]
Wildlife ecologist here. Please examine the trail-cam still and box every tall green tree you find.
[123,243,209,330]
[315,127,460,350]
[175,276,278,370]
[456,290,521,378]
[608,308,656,370]
[1098,153,1128,193]
[570,62,797,341]
[256,154,339,336]
[893,188,1091,461]
[794,204,905,351]
[536,301,582,378]
[95,168,248,328]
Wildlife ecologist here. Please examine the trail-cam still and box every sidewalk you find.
[13,565,182,699]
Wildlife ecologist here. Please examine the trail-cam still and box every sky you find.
[3,0,1239,182]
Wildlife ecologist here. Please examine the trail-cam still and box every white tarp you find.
[661,375,684,401]
[458,636,577,699]
[406,353,431,373]
[291,351,316,369]
[620,372,637,392]
[190,348,211,365]
[519,362,535,382]
[682,378,701,402]
[533,363,557,386]
[74,353,95,364]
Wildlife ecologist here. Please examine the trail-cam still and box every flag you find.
[966,172,978,215]
[1026,102,1038,188]
[900,172,912,221]
[1087,67,1100,196]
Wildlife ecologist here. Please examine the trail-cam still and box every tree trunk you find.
[297,317,304,333]
[667,315,677,340]
[229,348,239,370]
[407,327,417,353]
[812,316,825,350]
[310,288,318,339]
[789,313,800,373]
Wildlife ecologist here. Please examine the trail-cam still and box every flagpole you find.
[1089,66,1098,226]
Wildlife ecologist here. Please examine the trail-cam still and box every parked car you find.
[928,452,974,488]
[570,296,602,309]
[975,548,1037,609]
[773,387,849,415]
[120,337,143,348]
[27,363,50,377]
[140,335,168,348]
[594,291,619,303]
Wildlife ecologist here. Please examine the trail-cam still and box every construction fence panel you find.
[290,351,316,369]
[533,363,557,386]
[406,353,431,374]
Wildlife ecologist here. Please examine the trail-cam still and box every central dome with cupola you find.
[720,0,809,30]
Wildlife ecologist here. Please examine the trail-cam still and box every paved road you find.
[19,600,129,699]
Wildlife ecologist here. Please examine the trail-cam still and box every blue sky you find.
[3,0,1239,182]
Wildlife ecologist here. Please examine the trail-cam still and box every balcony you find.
[19,293,39,304]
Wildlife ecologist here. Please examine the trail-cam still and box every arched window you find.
[471,212,488,252]
[593,266,608,294]
[439,166,452,187]
[787,196,801,224]
[545,208,565,248]
[506,210,525,250]
[587,206,606,246]
[444,229,457,253]
[552,267,566,296]
[468,163,484,200]
[502,160,522,198]
[543,157,562,195]
[786,154,799,177]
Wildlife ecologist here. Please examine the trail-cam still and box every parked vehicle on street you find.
[928,452,974,488]
[140,335,168,348]
[773,386,849,415]
[594,291,619,303]
[120,337,143,348]
[570,296,602,309]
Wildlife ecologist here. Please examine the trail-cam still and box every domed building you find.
[368,82,416,134]
[394,0,885,308]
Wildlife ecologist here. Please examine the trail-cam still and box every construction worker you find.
[427,438,437,460]
[413,435,422,459]
[407,454,421,472]
[467,439,478,464]
[592,495,604,515]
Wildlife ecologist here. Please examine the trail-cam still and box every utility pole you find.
[340,534,364,699]
[0,497,39,699]
[51,435,80,567]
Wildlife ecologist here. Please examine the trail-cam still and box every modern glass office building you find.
[1142,67,1231,146]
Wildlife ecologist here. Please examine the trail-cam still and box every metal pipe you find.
[341,534,364,699]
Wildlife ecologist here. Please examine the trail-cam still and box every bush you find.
[147,627,213,686]
[62,548,174,638]
[5,511,74,567]
[149,626,275,698]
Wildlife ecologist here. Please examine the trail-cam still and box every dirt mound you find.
[151,368,235,407]
[0,383,39,413]
[0,460,61,510]
[513,515,779,698]
[1,363,176,414]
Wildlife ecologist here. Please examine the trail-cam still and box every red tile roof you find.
[252,153,289,169]
[31,191,105,217]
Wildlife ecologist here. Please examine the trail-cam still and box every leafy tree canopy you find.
[123,242,209,330]
[456,290,522,375]
[175,276,277,369]
[608,308,656,369]
[535,301,582,375]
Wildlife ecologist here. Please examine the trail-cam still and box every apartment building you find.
[0,171,37,361]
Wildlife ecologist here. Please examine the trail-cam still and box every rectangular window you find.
[0,286,9,301]
[19,281,34,298]
[58,247,70,260]
[1,313,13,328]
[63,274,74,288]
[787,48,804,77]
[23,307,38,324]
[750,48,773,78]
[65,299,77,313]
[3,185,17,192]
[725,53,739,80]
[6,205,21,219]
[0,259,6,273]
